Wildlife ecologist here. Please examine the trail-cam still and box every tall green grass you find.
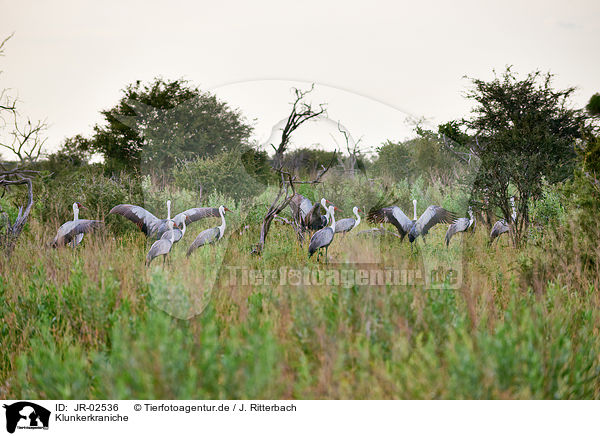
[1,174,599,399]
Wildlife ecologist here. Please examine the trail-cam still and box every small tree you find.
[330,121,365,178]
[465,67,584,246]
[89,78,253,174]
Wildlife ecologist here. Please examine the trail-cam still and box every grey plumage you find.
[490,219,510,242]
[408,205,456,242]
[489,197,517,243]
[51,220,103,247]
[186,205,229,257]
[289,195,330,230]
[368,206,413,240]
[111,202,215,239]
[186,227,221,257]
[308,205,336,260]
[146,220,177,266]
[369,204,455,243]
[289,194,313,222]
[109,204,166,238]
[334,218,355,234]
[334,207,361,234]
[445,218,473,246]
[172,207,220,227]
[308,227,334,257]
[445,208,476,246]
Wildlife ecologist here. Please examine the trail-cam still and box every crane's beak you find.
[333,206,340,212]
[224,207,232,213]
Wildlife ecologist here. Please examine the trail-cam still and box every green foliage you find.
[173,151,267,202]
[87,78,253,174]
[42,135,93,174]
[371,135,463,184]
[280,148,338,177]
[586,93,600,117]
[464,67,585,244]
[2,162,600,399]
[529,178,566,226]
[371,140,412,181]
[34,166,142,235]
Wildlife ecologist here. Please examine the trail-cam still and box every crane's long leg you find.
[325,246,329,264]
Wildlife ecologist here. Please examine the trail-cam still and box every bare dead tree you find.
[0,113,48,163]
[0,33,47,163]
[331,121,364,178]
[0,34,17,126]
[251,84,331,255]
[0,166,38,256]
[252,157,336,255]
[271,84,327,167]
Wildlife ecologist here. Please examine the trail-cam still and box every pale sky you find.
[1,0,598,158]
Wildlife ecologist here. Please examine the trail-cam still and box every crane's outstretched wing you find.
[109,204,162,237]
[445,217,470,246]
[52,220,104,247]
[490,220,509,242]
[186,227,221,257]
[414,206,456,236]
[304,201,327,230]
[368,206,413,238]
[289,194,313,222]
[172,207,220,227]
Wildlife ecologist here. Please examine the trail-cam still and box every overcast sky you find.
[1,0,598,158]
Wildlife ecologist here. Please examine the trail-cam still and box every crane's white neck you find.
[329,206,336,233]
[168,221,175,243]
[167,200,171,220]
[180,217,186,237]
[218,206,226,239]
[321,199,329,224]
[510,197,516,222]
[413,200,417,221]
[468,207,474,226]
[72,203,79,221]
[353,207,361,229]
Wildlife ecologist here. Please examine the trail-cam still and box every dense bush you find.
[34,167,143,234]
[173,151,268,202]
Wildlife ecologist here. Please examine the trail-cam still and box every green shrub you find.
[173,151,267,202]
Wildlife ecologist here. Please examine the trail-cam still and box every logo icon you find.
[3,402,50,434]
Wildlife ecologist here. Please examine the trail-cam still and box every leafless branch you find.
[272,84,327,166]
[252,152,337,255]
[0,112,48,163]
[0,168,34,256]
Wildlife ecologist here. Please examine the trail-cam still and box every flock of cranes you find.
[50,193,517,264]
[51,200,232,265]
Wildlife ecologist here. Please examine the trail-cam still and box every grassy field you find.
[1,176,599,400]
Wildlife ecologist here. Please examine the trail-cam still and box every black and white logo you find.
[3,402,50,434]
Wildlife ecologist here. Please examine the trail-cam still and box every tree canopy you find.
[464,67,585,244]
[89,78,253,174]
